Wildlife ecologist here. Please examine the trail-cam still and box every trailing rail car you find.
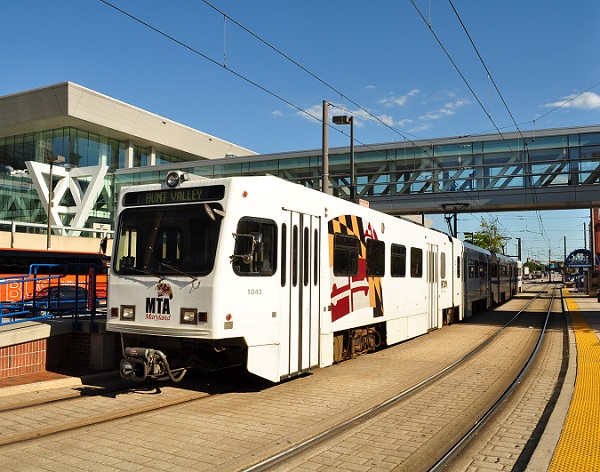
[106,173,518,383]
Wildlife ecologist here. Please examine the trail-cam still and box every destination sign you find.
[123,185,225,206]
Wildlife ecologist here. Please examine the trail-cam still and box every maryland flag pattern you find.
[156,281,173,300]
[328,215,384,322]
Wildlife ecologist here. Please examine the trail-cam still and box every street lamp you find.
[332,115,355,202]
[46,155,65,249]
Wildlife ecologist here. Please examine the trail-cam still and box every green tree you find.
[472,216,508,252]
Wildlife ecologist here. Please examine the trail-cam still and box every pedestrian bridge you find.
[115,124,600,217]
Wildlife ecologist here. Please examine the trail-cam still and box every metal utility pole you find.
[322,100,329,194]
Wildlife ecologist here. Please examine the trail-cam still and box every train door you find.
[427,243,439,330]
[281,210,321,377]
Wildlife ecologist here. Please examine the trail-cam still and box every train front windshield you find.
[113,204,223,277]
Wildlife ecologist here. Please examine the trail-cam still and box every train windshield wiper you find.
[123,264,164,281]
[159,262,198,282]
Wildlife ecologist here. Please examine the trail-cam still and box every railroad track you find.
[242,285,564,471]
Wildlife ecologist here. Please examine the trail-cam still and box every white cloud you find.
[395,118,413,128]
[377,114,395,127]
[271,110,283,117]
[408,123,433,133]
[544,91,600,110]
[419,99,469,121]
[296,104,323,122]
[378,89,420,108]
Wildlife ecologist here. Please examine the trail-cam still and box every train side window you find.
[491,263,498,278]
[391,244,406,277]
[440,252,446,279]
[456,256,461,279]
[281,223,287,287]
[468,258,475,278]
[479,255,487,279]
[292,225,298,286]
[410,247,423,278]
[303,227,310,286]
[366,239,385,276]
[333,233,359,276]
[232,217,277,276]
[313,229,319,286]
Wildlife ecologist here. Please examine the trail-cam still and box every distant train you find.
[106,173,519,383]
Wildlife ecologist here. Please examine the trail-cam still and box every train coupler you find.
[120,347,187,383]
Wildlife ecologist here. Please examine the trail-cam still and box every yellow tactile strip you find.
[549,290,600,471]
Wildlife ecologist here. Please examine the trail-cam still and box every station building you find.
[0,82,255,250]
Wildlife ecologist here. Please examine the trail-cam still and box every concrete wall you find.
[0,319,118,379]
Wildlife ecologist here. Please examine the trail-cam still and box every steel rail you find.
[429,287,557,471]
[242,288,550,472]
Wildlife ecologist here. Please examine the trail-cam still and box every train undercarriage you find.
[118,334,247,383]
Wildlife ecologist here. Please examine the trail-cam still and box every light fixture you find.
[180,308,198,324]
[120,305,136,320]
[165,171,180,188]
[332,115,355,202]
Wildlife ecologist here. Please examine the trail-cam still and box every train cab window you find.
[159,228,182,263]
[410,247,423,278]
[333,233,359,276]
[440,252,446,279]
[232,217,277,276]
[366,239,385,276]
[114,204,222,277]
[391,244,406,277]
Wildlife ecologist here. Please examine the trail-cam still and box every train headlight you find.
[165,171,180,188]
[180,308,198,324]
[120,305,136,321]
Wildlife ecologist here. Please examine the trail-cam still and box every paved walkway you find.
[546,290,600,471]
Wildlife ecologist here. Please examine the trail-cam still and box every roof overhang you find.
[0,82,256,161]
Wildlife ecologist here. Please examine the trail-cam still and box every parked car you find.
[2,285,90,317]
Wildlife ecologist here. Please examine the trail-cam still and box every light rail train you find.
[107,173,518,383]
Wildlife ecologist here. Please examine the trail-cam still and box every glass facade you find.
[0,127,126,172]
[0,127,188,234]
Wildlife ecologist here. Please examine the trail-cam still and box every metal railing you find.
[0,264,107,326]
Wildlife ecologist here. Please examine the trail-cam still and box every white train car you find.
[107,173,463,383]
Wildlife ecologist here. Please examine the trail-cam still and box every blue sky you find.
[2,0,600,261]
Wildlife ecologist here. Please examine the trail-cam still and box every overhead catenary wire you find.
[99,0,488,221]
[445,0,548,243]
[197,0,534,236]
[98,0,585,248]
